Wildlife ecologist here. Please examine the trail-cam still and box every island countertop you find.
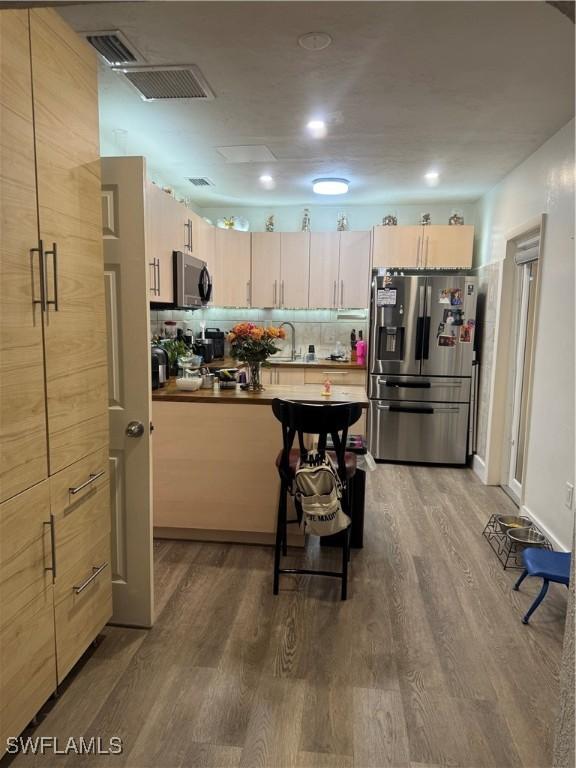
[204,356,366,371]
[152,380,369,407]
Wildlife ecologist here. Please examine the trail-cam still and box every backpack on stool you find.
[294,452,351,536]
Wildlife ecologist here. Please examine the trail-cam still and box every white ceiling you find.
[58,1,574,206]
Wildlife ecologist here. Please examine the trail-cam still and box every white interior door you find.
[504,250,539,503]
[102,156,154,627]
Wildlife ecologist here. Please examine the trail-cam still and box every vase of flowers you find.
[227,322,285,391]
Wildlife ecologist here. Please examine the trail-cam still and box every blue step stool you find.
[513,547,571,624]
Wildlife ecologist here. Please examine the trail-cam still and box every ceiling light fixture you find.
[298,32,333,51]
[424,170,440,185]
[307,119,327,139]
[259,173,275,189]
[313,178,349,195]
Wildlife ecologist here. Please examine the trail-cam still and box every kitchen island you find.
[152,381,368,545]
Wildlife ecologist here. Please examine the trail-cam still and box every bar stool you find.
[271,398,362,600]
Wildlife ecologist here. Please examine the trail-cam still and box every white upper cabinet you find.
[372,224,474,269]
[338,230,371,308]
[251,232,281,307]
[280,232,309,308]
[214,229,251,307]
[423,225,474,268]
[308,232,340,308]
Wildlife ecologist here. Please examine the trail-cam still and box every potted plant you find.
[227,322,285,391]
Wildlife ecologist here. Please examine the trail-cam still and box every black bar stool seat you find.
[271,398,363,600]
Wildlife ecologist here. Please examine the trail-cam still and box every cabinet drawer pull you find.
[43,514,56,580]
[31,241,47,311]
[45,243,59,311]
[69,470,105,496]
[73,562,108,594]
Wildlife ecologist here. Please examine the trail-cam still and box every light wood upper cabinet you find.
[251,232,281,307]
[423,225,474,268]
[372,225,422,268]
[280,232,310,308]
[338,230,371,308]
[0,10,48,502]
[0,481,57,748]
[309,232,340,308]
[30,8,108,474]
[372,224,474,269]
[214,229,251,307]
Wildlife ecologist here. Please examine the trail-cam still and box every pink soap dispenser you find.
[356,338,367,366]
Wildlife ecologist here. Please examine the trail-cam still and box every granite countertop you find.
[205,356,366,371]
[152,380,369,407]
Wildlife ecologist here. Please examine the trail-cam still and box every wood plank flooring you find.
[5,466,568,768]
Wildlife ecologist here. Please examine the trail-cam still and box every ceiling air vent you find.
[82,30,143,65]
[187,177,213,187]
[116,65,215,101]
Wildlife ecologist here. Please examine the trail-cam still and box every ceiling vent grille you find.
[187,177,213,187]
[116,65,215,101]
[82,30,143,65]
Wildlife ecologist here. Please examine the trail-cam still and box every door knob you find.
[126,421,145,438]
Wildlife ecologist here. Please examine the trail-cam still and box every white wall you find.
[199,202,478,232]
[475,120,575,549]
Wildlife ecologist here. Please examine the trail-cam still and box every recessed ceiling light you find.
[259,174,275,189]
[307,119,327,139]
[424,170,440,185]
[298,32,333,51]
[313,178,349,195]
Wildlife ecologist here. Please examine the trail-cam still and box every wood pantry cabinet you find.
[372,224,474,269]
[0,8,111,749]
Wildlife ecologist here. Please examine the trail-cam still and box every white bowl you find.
[175,377,202,391]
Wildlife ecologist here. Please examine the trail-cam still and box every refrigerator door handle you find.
[422,283,432,359]
[386,404,435,414]
[379,379,431,389]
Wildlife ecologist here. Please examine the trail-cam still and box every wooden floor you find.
[6,466,568,768]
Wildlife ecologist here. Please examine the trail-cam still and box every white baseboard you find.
[472,454,487,484]
[521,505,570,552]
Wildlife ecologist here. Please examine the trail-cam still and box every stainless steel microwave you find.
[173,251,212,309]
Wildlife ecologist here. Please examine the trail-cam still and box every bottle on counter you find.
[322,376,332,397]
[350,329,357,362]
[356,338,367,367]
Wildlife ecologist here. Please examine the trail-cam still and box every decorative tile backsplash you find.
[150,307,368,360]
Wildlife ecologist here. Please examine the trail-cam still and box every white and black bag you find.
[294,453,351,537]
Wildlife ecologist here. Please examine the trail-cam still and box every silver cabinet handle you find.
[126,420,144,438]
[246,281,251,305]
[273,280,277,307]
[281,280,285,307]
[340,280,344,306]
[333,280,337,308]
[69,470,105,496]
[43,514,56,580]
[149,261,156,295]
[31,241,47,311]
[73,562,108,595]
[45,242,59,310]
[424,236,429,268]
[416,235,422,267]
[156,258,161,296]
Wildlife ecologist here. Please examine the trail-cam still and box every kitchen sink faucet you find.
[279,322,297,361]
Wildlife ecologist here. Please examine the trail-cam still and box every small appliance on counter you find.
[193,338,214,363]
[204,328,225,359]
[151,345,169,389]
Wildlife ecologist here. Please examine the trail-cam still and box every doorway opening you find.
[502,229,541,504]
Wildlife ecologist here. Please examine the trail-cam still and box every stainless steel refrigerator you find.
[367,271,477,464]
